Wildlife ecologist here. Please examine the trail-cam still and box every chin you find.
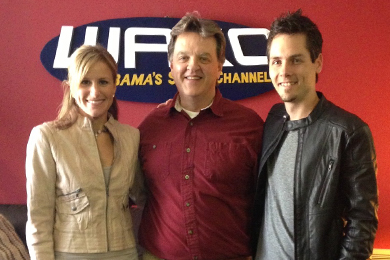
[280,94,297,103]
[281,96,296,102]
[83,110,107,120]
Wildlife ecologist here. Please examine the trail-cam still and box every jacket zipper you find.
[105,173,110,251]
[294,127,305,260]
[317,159,335,205]
[104,138,116,252]
[93,128,111,252]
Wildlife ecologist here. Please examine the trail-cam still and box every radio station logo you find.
[41,17,272,103]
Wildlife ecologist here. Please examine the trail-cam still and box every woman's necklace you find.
[94,126,108,138]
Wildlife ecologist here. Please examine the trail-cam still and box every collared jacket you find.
[253,92,378,260]
[26,115,144,260]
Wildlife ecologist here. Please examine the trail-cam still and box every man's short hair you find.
[267,9,323,63]
[168,12,226,64]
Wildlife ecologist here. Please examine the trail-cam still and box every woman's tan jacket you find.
[26,115,144,260]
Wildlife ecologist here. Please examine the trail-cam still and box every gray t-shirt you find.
[256,130,298,259]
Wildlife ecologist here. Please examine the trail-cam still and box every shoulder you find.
[269,102,286,114]
[264,103,286,124]
[139,105,171,130]
[27,122,61,153]
[29,121,57,140]
[112,119,139,133]
[110,119,140,140]
[219,97,264,123]
[322,99,368,132]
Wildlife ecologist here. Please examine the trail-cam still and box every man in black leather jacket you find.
[253,10,378,260]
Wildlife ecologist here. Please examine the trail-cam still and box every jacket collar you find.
[285,92,328,131]
[76,114,117,136]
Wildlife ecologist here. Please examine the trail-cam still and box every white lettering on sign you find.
[124,27,171,69]
[52,26,269,69]
[107,27,121,62]
[53,26,73,69]
[228,28,269,66]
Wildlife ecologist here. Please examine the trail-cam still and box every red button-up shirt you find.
[138,89,263,260]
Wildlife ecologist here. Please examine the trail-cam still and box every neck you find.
[90,116,109,132]
[179,93,215,112]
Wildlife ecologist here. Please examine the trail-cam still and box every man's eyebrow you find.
[199,52,212,56]
[176,51,187,56]
[290,54,304,59]
[269,54,305,59]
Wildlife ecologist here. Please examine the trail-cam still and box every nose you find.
[187,57,200,71]
[279,62,292,78]
[89,82,100,96]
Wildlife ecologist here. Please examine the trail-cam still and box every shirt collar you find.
[169,88,224,118]
[174,96,213,119]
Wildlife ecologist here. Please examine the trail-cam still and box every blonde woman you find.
[26,45,144,260]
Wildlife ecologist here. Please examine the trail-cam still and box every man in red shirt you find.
[138,12,264,260]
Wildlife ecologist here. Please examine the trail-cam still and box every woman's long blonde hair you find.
[52,44,118,129]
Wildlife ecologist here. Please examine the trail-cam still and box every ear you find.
[218,62,223,74]
[315,53,323,74]
[63,81,73,98]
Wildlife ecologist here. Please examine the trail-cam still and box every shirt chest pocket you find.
[204,142,255,184]
[140,142,172,181]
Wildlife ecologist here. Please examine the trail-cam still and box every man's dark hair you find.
[267,9,323,63]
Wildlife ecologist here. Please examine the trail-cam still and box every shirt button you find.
[186,148,191,153]
[185,202,190,207]
[189,122,193,126]
[152,145,156,149]
[184,175,190,180]
[188,230,193,235]
[71,206,77,211]
[193,257,198,260]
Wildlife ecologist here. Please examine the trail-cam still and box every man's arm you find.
[339,125,378,259]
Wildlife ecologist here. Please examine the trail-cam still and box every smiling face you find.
[72,61,116,123]
[268,33,322,105]
[170,32,222,111]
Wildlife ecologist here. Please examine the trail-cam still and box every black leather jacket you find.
[253,92,378,260]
